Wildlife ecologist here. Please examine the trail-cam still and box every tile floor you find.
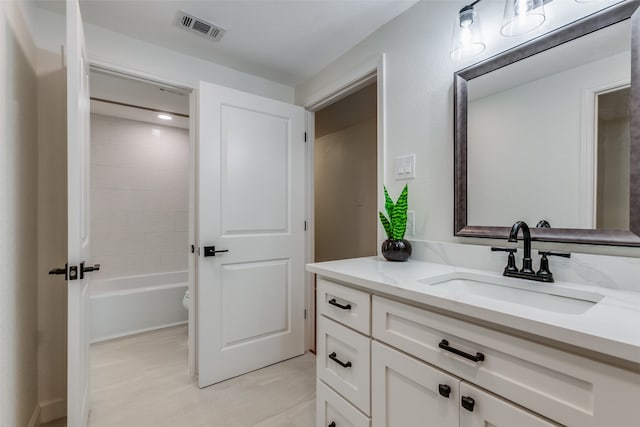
[46,325,316,426]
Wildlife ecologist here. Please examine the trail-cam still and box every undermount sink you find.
[419,273,604,315]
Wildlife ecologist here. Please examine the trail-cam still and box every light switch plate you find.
[395,154,416,180]
[406,210,415,236]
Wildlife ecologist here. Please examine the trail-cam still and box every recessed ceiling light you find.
[158,114,172,120]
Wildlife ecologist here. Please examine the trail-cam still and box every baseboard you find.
[39,398,66,423]
[28,404,41,427]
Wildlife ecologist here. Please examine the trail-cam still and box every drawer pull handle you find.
[328,423,336,427]
[439,339,485,363]
[329,352,352,368]
[461,396,475,412]
[438,384,451,398]
[328,298,352,310]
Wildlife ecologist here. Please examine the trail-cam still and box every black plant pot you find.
[381,239,412,262]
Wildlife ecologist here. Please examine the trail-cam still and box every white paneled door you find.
[66,0,92,425]
[197,82,306,387]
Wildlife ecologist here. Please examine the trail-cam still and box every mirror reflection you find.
[466,19,631,230]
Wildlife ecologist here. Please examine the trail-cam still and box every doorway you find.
[314,83,378,262]
[311,82,379,350]
[595,86,630,230]
[86,68,195,411]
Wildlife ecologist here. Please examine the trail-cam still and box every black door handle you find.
[439,339,485,363]
[328,298,351,310]
[328,352,352,368]
[49,264,78,280]
[203,246,229,257]
[49,264,67,276]
[80,262,101,279]
[328,423,336,427]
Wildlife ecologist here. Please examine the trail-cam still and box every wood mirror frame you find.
[454,0,640,246]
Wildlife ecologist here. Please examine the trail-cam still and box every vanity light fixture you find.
[451,0,556,62]
[157,113,173,120]
[501,0,546,37]
[450,0,487,61]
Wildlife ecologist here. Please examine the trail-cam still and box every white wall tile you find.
[90,114,189,281]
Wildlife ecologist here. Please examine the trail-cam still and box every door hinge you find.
[304,309,307,319]
[304,220,307,231]
[304,132,307,142]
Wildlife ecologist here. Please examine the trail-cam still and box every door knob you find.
[48,264,78,280]
[80,262,100,279]
[49,264,68,280]
[203,246,229,257]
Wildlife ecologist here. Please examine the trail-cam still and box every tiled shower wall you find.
[90,114,189,281]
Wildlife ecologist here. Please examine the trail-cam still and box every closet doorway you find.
[314,83,378,263]
[312,82,379,350]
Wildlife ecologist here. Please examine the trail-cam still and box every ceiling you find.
[37,0,419,86]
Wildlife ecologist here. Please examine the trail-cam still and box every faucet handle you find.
[536,251,570,282]
[538,251,571,258]
[491,247,518,273]
[491,247,517,253]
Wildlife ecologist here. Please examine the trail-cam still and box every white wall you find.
[467,52,629,229]
[296,0,640,257]
[0,1,40,425]
[35,7,294,102]
[90,114,189,280]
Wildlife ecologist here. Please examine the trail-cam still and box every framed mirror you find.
[454,0,640,246]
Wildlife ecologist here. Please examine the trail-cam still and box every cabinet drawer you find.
[373,296,640,427]
[317,380,370,427]
[318,278,371,335]
[318,316,371,415]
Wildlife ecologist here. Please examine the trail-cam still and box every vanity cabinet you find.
[315,276,640,427]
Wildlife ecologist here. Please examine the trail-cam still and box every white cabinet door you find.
[460,382,560,427]
[197,82,306,387]
[372,341,459,427]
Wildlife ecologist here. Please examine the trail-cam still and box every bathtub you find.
[90,271,188,343]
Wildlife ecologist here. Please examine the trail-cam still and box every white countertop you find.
[307,256,640,366]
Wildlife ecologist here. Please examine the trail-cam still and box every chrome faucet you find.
[508,220,534,274]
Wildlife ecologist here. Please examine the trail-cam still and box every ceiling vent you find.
[177,11,226,41]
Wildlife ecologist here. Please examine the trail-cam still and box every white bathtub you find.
[90,271,188,343]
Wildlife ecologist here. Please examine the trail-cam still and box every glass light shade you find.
[501,0,546,37]
[451,8,486,62]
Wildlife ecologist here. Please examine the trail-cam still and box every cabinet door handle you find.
[328,423,336,427]
[461,396,475,412]
[328,298,351,310]
[439,339,485,363]
[438,383,451,398]
[328,352,352,368]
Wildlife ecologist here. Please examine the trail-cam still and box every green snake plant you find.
[379,184,408,241]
